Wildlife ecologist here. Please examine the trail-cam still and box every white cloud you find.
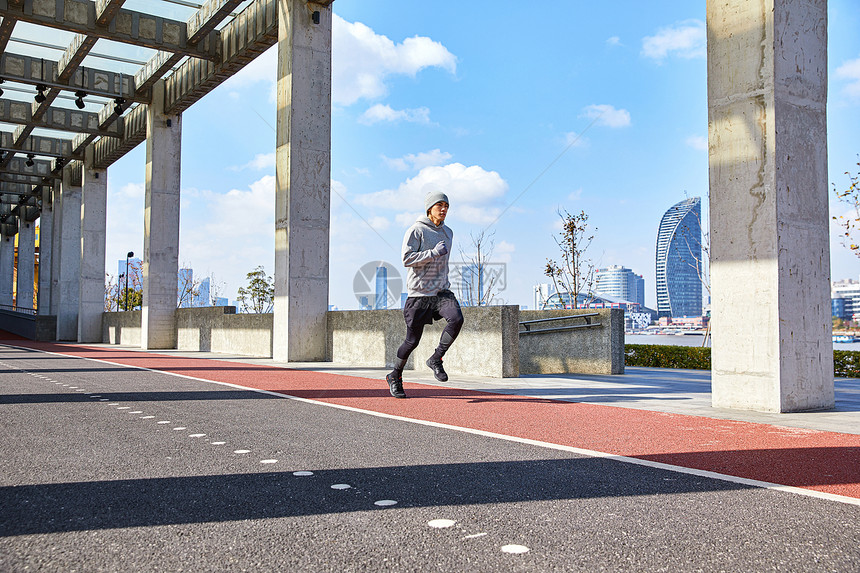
[383,149,453,171]
[177,176,276,300]
[333,15,457,106]
[686,135,708,151]
[606,36,622,47]
[641,20,706,62]
[564,131,589,148]
[213,16,457,109]
[581,104,632,128]
[837,57,860,98]
[231,152,276,171]
[359,104,431,125]
[568,188,583,202]
[355,162,509,225]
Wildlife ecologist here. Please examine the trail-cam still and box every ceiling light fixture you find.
[75,91,86,109]
[35,84,47,103]
[114,97,126,116]
[0,78,4,97]
[25,154,35,167]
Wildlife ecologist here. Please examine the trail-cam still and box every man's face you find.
[429,201,449,223]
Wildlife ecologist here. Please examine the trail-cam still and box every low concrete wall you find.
[104,307,273,358]
[0,309,57,341]
[103,310,142,346]
[177,307,273,357]
[518,309,625,375]
[327,306,520,378]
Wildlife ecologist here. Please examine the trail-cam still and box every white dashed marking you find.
[428,519,456,528]
[210,441,226,445]
[129,411,143,414]
[189,434,206,438]
[260,459,278,464]
[293,471,313,477]
[173,427,187,431]
[331,484,351,490]
[117,407,130,410]
[107,403,119,406]
[501,545,530,554]
[234,449,251,454]
[140,416,155,419]
[464,533,487,540]
[374,500,397,507]
[157,421,170,424]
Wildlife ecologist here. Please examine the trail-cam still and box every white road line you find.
[12,343,860,507]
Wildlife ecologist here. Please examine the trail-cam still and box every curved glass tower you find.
[656,197,702,318]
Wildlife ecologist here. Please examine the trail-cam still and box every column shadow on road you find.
[2,450,857,537]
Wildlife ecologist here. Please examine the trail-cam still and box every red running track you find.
[10,340,860,501]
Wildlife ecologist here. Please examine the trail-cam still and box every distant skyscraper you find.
[195,277,211,307]
[656,197,703,318]
[375,266,388,310]
[595,265,645,306]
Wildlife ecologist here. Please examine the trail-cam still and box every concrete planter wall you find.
[518,308,625,375]
[327,306,521,378]
[100,305,624,378]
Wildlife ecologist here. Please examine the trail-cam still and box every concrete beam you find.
[0,98,123,137]
[0,0,220,62]
[3,132,77,160]
[272,0,332,361]
[707,0,833,412]
[91,102,146,169]
[0,52,138,100]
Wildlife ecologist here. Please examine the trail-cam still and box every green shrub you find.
[834,350,860,378]
[626,345,860,378]
[625,344,711,370]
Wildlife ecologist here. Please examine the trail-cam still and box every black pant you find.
[397,290,464,361]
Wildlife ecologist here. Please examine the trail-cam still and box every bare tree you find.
[544,209,597,309]
[833,157,860,258]
[456,230,502,306]
[177,266,202,308]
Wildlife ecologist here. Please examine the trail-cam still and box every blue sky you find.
[99,0,860,310]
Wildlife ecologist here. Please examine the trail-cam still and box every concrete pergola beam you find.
[0,98,123,138]
[0,0,220,62]
[0,52,139,101]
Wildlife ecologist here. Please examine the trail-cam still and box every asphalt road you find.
[1,345,858,572]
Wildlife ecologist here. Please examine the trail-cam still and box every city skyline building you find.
[595,265,645,307]
[655,197,703,318]
[832,277,860,320]
[375,265,388,310]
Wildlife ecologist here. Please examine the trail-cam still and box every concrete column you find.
[16,216,36,310]
[56,168,82,341]
[0,227,14,308]
[78,149,107,342]
[49,182,62,316]
[707,0,833,412]
[141,79,181,350]
[37,183,54,315]
[273,0,332,362]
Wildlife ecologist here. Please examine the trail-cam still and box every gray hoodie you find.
[402,216,453,297]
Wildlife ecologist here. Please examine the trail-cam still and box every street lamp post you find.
[125,251,134,311]
[118,274,124,312]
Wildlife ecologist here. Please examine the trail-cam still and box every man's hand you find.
[431,241,449,257]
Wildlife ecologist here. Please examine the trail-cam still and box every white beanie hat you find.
[424,191,449,213]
